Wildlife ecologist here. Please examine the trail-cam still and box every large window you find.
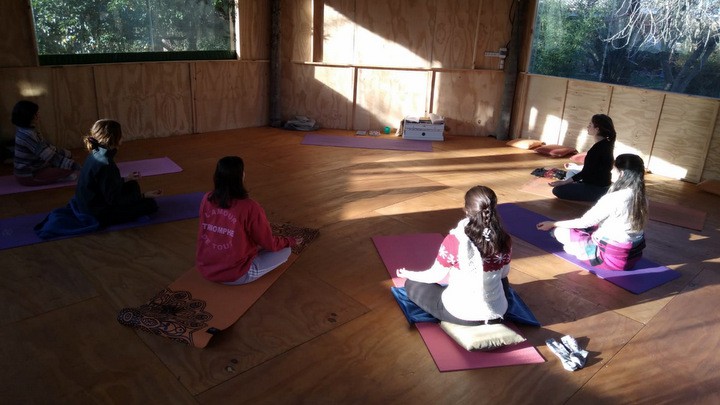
[530,0,720,98]
[31,0,236,64]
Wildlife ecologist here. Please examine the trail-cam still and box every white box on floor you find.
[402,115,444,141]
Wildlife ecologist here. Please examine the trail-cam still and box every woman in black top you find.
[550,114,615,202]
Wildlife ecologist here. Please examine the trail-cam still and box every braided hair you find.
[463,186,511,257]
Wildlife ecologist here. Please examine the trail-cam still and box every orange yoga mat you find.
[117,223,319,348]
[520,177,706,231]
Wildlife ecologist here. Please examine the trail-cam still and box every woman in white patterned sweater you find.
[396,186,512,325]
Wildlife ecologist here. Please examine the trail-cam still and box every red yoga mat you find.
[372,233,545,371]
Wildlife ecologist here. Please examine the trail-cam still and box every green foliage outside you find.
[530,0,720,99]
[31,0,234,55]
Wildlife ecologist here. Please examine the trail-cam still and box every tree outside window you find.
[530,0,720,98]
[31,0,236,63]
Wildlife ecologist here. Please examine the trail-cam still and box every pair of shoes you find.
[546,335,589,371]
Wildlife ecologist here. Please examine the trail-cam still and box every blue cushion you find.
[391,278,541,327]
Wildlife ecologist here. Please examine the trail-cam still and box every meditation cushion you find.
[697,179,720,196]
[534,144,578,158]
[506,139,545,150]
[569,152,587,164]
[440,322,526,351]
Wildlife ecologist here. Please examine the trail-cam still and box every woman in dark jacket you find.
[74,119,162,226]
[550,114,615,202]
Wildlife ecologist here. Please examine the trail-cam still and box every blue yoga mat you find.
[301,133,433,152]
[0,192,204,250]
[496,203,680,294]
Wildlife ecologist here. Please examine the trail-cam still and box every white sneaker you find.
[546,338,578,371]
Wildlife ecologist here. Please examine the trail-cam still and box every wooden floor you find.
[1,127,719,404]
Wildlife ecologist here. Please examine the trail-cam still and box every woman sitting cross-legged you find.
[537,153,648,271]
[396,185,512,326]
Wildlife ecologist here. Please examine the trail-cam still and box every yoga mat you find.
[496,203,681,294]
[0,157,182,195]
[372,234,545,372]
[118,223,319,348]
[301,133,433,152]
[0,192,204,250]
[520,177,706,231]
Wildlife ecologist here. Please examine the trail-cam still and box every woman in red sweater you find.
[196,156,301,284]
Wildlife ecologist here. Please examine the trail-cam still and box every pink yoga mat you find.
[372,234,545,371]
[0,157,182,196]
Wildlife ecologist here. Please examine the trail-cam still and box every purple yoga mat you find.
[301,133,433,152]
[0,157,182,196]
[372,234,545,372]
[0,192,203,250]
[496,203,680,294]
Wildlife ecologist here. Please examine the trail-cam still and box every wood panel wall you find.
[279,63,355,130]
[0,0,36,67]
[0,0,271,147]
[516,73,720,183]
[280,0,515,137]
[3,0,719,185]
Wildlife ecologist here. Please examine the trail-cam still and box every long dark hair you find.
[209,156,249,209]
[11,100,39,128]
[592,114,617,144]
[463,186,511,257]
[609,153,647,231]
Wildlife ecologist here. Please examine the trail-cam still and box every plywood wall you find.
[0,68,56,144]
[434,70,505,136]
[280,63,354,129]
[702,108,720,181]
[516,73,720,183]
[1,61,269,146]
[353,0,436,68]
[322,0,357,65]
[561,80,611,151]
[0,0,36,68]
[474,0,514,70]
[52,67,99,148]
[354,69,431,130]
[281,0,313,62]
[238,0,271,60]
[650,94,717,183]
[194,61,269,133]
[520,75,568,143]
[0,0,272,146]
[432,0,480,69]
[94,63,194,140]
[608,87,664,164]
[279,0,515,135]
